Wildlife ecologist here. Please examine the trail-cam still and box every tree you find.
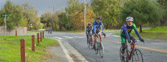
[121,0,164,32]
[22,3,43,30]
[1,0,24,31]
[157,0,167,25]
[91,0,122,29]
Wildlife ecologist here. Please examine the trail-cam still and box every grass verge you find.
[26,31,38,34]
[0,36,59,62]
[112,26,167,40]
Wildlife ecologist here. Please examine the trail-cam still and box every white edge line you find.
[58,40,74,62]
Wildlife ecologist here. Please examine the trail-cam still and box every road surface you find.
[45,31,167,62]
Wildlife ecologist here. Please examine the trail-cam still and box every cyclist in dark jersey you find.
[120,16,144,60]
[86,23,92,43]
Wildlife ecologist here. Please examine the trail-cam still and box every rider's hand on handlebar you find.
[140,38,144,42]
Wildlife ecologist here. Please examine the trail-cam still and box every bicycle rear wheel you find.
[120,47,129,62]
[132,49,143,62]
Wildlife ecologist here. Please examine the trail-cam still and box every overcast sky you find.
[0,0,91,16]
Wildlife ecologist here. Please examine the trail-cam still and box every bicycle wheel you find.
[120,47,129,62]
[99,42,104,58]
[95,42,100,54]
[132,49,143,62]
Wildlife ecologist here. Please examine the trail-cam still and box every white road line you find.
[58,40,74,62]
[112,35,120,37]
[53,37,63,40]
[63,36,73,39]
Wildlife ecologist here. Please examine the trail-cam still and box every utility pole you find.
[84,0,86,33]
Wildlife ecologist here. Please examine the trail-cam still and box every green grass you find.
[0,36,59,62]
[113,26,167,40]
[26,31,38,34]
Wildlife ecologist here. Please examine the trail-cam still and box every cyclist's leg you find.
[121,36,126,57]
[130,35,136,43]
[86,34,88,43]
[99,33,102,43]
[130,35,136,48]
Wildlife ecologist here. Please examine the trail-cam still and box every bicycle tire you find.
[132,49,143,62]
[99,42,104,58]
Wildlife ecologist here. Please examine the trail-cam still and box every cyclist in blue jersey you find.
[120,16,144,60]
[93,16,105,50]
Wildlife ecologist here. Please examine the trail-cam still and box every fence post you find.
[15,30,17,36]
[43,31,44,39]
[32,35,35,51]
[37,33,39,43]
[20,39,26,62]
[40,32,42,42]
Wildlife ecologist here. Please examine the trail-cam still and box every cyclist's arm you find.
[93,22,96,34]
[132,24,142,39]
[124,28,130,41]
[100,22,103,33]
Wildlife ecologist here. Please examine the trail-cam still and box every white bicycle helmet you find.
[126,16,134,22]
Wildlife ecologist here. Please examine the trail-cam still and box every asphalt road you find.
[45,31,167,62]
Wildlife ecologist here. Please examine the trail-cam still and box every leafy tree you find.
[1,0,24,31]
[22,3,42,30]
[121,0,164,32]
[157,0,167,25]
[91,0,122,29]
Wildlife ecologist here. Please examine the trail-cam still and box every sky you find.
[0,0,91,16]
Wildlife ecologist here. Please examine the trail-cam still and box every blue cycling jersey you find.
[93,20,103,33]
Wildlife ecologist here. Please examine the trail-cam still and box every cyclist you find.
[86,22,93,44]
[120,16,144,60]
[93,16,105,50]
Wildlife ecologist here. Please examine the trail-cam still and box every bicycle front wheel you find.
[132,49,143,62]
[99,43,104,58]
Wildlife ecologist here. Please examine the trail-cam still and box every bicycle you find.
[120,39,144,62]
[95,32,106,58]
[87,33,93,48]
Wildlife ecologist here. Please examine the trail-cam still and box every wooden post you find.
[37,33,39,43]
[43,31,44,39]
[40,32,42,42]
[32,35,35,51]
[15,30,17,36]
[20,39,26,62]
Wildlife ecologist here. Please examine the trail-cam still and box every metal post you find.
[20,39,26,62]
[32,35,35,51]
[4,15,7,36]
[84,0,87,33]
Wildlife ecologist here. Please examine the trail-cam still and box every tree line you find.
[0,0,43,31]
[0,0,166,31]
[41,0,167,31]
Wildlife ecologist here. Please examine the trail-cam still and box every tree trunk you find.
[140,25,142,33]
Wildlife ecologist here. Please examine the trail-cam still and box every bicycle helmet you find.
[126,16,134,22]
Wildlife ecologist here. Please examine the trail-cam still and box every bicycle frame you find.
[128,43,135,60]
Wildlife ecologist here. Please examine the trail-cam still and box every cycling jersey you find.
[93,20,103,34]
[120,23,141,43]
[86,26,92,35]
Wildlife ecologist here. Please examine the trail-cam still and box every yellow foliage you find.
[71,8,96,30]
